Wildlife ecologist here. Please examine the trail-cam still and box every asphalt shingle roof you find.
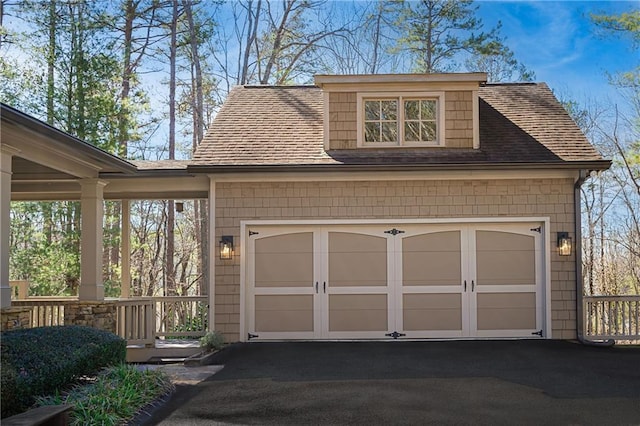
[192,82,605,167]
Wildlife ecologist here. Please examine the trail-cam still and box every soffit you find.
[1,103,136,178]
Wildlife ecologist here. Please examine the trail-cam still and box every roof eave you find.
[1,103,137,174]
[187,160,612,174]
[100,169,194,178]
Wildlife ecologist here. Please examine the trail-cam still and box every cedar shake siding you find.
[213,178,577,342]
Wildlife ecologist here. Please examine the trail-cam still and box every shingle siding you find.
[328,92,357,149]
[214,177,577,342]
[444,91,474,148]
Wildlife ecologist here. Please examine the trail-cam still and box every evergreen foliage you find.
[0,326,126,418]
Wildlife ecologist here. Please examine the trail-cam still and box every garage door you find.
[245,223,545,341]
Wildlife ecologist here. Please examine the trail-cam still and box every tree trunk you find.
[74,3,86,140]
[0,0,4,49]
[118,0,136,157]
[183,0,207,295]
[46,0,56,125]
[166,0,179,296]
[259,1,292,85]
[241,0,261,85]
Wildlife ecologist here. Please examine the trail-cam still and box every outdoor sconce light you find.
[557,232,572,256]
[219,236,234,260]
[175,202,184,213]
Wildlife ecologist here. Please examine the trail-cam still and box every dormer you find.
[314,73,486,151]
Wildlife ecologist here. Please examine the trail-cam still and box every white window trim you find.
[357,91,445,148]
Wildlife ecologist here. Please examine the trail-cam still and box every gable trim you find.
[315,73,487,86]
[472,90,480,149]
[323,91,330,151]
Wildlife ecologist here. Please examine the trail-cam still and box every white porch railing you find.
[10,296,208,346]
[584,295,640,341]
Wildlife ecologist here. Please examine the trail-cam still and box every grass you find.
[1,325,126,418]
[36,364,174,426]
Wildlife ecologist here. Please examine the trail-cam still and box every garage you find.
[243,221,547,341]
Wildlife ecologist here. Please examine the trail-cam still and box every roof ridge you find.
[242,85,319,89]
[482,82,539,87]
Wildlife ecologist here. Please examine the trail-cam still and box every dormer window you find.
[357,92,445,147]
[364,99,398,143]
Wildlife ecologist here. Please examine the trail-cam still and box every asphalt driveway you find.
[149,340,640,425]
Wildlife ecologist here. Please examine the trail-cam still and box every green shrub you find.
[37,364,174,426]
[199,330,225,351]
[1,326,126,418]
[0,359,22,416]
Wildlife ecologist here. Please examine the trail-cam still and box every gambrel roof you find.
[191,82,609,172]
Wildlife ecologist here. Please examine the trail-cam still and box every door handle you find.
[472,280,475,291]
[323,282,326,293]
[464,280,467,291]
[315,282,318,293]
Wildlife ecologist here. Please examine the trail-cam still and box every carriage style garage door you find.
[244,222,546,341]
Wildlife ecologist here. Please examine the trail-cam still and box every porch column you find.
[79,179,108,300]
[0,146,19,308]
[208,176,216,332]
[120,199,131,298]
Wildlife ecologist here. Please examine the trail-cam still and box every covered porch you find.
[9,294,208,362]
[1,103,215,361]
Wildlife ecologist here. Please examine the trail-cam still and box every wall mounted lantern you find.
[219,236,234,260]
[557,232,572,256]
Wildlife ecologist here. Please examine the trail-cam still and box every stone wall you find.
[63,301,117,334]
[0,306,32,331]
[214,177,578,342]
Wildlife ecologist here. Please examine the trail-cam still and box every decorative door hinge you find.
[531,330,543,337]
[385,331,406,339]
[384,228,405,236]
[530,226,541,233]
[248,333,259,340]
[249,230,259,236]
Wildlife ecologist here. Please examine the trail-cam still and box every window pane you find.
[365,101,380,120]
[421,122,436,141]
[365,122,380,142]
[421,100,436,119]
[404,100,419,120]
[380,100,397,120]
[405,121,420,142]
[381,122,397,142]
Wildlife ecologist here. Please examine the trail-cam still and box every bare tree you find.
[165,0,181,296]
[320,1,401,75]
[213,0,347,86]
[182,0,209,295]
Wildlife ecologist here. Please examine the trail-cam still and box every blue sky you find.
[475,1,637,105]
[2,0,636,157]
